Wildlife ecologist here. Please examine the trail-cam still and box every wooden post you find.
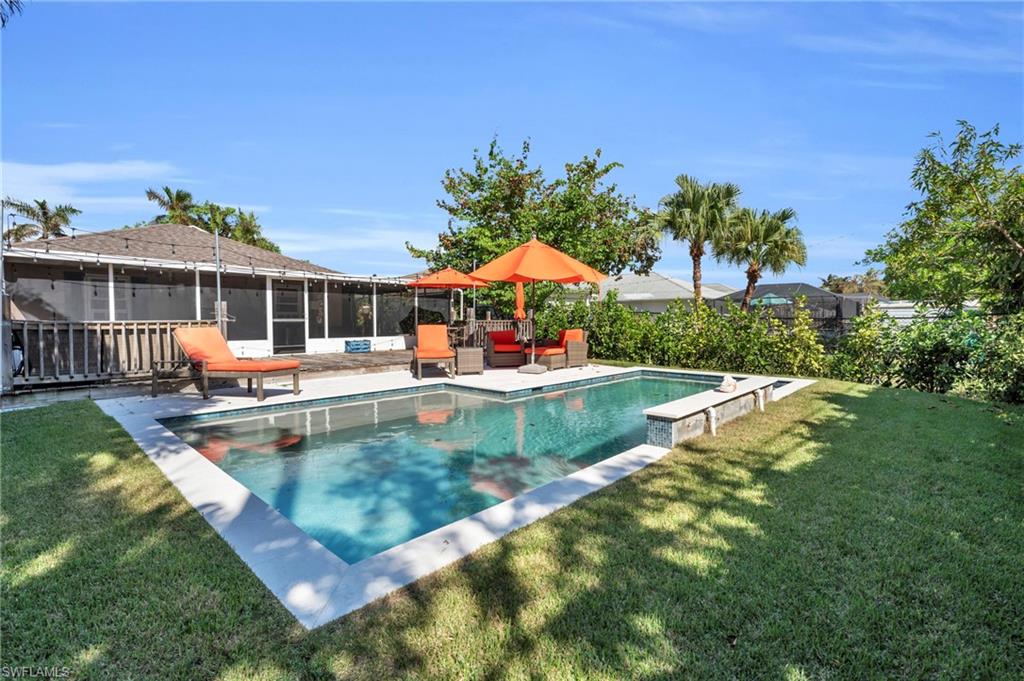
[0,320,12,393]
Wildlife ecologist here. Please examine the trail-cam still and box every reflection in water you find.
[168,376,712,563]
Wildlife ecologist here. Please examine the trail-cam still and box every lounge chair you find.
[529,329,589,370]
[154,326,300,401]
[485,329,525,368]
[414,324,455,379]
[561,328,589,367]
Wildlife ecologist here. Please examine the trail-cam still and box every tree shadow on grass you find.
[3,384,1022,679]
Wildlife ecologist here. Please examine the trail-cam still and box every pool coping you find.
[97,365,812,629]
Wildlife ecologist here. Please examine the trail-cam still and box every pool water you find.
[166,376,713,563]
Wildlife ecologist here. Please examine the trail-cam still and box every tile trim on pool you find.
[98,365,809,629]
[158,367,727,426]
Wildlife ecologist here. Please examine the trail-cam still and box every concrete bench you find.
[644,376,776,448]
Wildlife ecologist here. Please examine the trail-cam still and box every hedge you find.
[534,293,1024,404]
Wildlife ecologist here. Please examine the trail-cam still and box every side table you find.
[456,346,484,375]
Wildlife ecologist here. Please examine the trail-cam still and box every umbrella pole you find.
[531,280,537,364]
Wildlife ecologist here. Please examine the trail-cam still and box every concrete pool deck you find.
[97,364,812,628]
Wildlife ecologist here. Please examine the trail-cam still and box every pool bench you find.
[643,376,776,448]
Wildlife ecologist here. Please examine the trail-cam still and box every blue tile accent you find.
[647,416,673,448]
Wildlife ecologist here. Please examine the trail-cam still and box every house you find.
[711,282,876,334]
[567,271,737,313]
[0,223,448,390]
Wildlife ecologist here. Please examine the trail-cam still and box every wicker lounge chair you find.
[562,328,589,367]
[155,327,301,401]
[414,324,455,379]
[527,329,589,370]
[485,329,525,368]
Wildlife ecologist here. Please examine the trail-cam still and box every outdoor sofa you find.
[485,329,525,367]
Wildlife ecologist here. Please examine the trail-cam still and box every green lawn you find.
[2,380,1022,679]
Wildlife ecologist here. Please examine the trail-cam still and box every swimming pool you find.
[164,374,715,563]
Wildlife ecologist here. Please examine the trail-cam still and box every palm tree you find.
[194,202,236,237]
[145,186,196,225]
[1,0,22,29]
[658,175,740,304]
[717,207,807,311]
[2,197,81,242]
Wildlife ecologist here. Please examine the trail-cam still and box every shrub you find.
[535,295,1024,403]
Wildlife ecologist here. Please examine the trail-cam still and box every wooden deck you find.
[289,350,413,376]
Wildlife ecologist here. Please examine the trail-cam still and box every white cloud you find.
[321,207,435,221]
[36,122,83,130]
[791,29,1022,73]
[2,159,180,214]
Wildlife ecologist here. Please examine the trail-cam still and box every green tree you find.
[146,186,197,225]
[864,121,1023,313]
[407,138,660,312]
[717,207,807,311]
[2,197,80,242]
[820,268,887,296]
[143,188,279,252]
[657,175,740,304]
[193,202,236,236]
[232,209,281,253]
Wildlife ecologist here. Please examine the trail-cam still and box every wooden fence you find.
[458,318,534,347]
[2,319,216,389]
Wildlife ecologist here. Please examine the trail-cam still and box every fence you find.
[457,317,535,347]
[704,296,864,337]
[2,319,216,390]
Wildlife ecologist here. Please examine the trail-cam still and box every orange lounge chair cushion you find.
[416,324,454,360]
[415,348,455,359]
[492,343,523,353]
[532,346,566,356]
[488,330,517,344]
[206,359,300,372]
[174,327,236,364]
[561,328,585,346]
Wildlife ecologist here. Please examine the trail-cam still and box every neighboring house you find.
[708,282,888,335]
[875,299,981,326]
[567,271,737,313]
[1,223,448,389]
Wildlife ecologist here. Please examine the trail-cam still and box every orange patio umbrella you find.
[513,282,527,320]
[407,267,489,289]
[469,238,605,284]
[470,238,606,367]
[407,267,488,329]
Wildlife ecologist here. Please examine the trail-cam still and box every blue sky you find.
[3,2,1021,286]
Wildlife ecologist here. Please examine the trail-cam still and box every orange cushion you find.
[557,330,566,346]
[206,359,300,372]
[174,327,236,364]
[562,329,585,345]
[415,348,455,359]
[493,343,523,353]
[532,347,565,356]
[489,330,517,344]
[417,324,452,356]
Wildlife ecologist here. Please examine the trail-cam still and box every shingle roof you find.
[13,223,339,274]
[597,272,737,301]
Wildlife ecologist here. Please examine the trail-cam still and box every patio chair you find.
[485,329,525,368]
[414,324,455,379]
[528,329,589,370]
[561,329,589,368]
[155,326,301,401]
